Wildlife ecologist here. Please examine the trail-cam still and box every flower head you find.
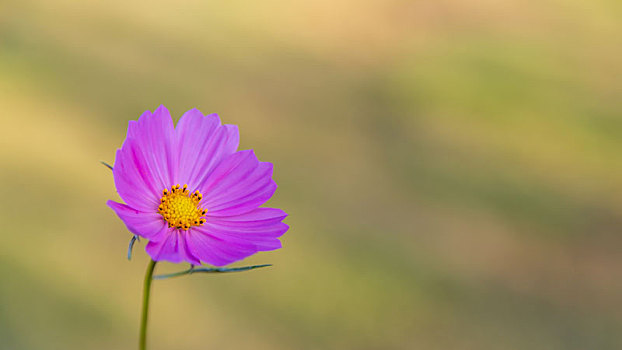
[107,106,288,266]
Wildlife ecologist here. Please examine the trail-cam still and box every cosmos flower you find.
[107,106,288,266]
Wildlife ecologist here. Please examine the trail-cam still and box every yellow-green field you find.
[1,1,621,349]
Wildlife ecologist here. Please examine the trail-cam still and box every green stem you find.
[139,259,157,350]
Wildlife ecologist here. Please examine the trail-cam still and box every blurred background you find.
[1,0,621,349]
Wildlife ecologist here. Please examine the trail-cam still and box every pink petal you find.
[206,207,288,249]
[107,200,166,239]
[175,109,239,190]
[186,226,258,266]
[208,207,287,223]
[199,150,277,216]
[145,230,201,265]
[113,142,161,211]
[203,223,286,250]
[114,106,176,207]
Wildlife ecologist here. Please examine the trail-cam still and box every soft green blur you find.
[1,1,621,349]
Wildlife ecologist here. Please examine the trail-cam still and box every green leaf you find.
[100,161,113,170]
[127,235,140,260]
[153,264,272,280]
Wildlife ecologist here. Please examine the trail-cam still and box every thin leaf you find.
[127,235,140,260]
[100,161,113,170]
[153,264,272,280]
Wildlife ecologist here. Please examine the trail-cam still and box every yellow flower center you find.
[158,184,207,230]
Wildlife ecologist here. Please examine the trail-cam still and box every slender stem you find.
[139,259,157,350]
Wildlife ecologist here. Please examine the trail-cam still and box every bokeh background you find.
[1,1,622,349]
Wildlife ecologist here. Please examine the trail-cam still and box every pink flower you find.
[107,106,288,266]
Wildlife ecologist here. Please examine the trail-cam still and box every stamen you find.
[158,184,207,230]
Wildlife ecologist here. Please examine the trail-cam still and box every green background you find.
[1,1,621,349]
